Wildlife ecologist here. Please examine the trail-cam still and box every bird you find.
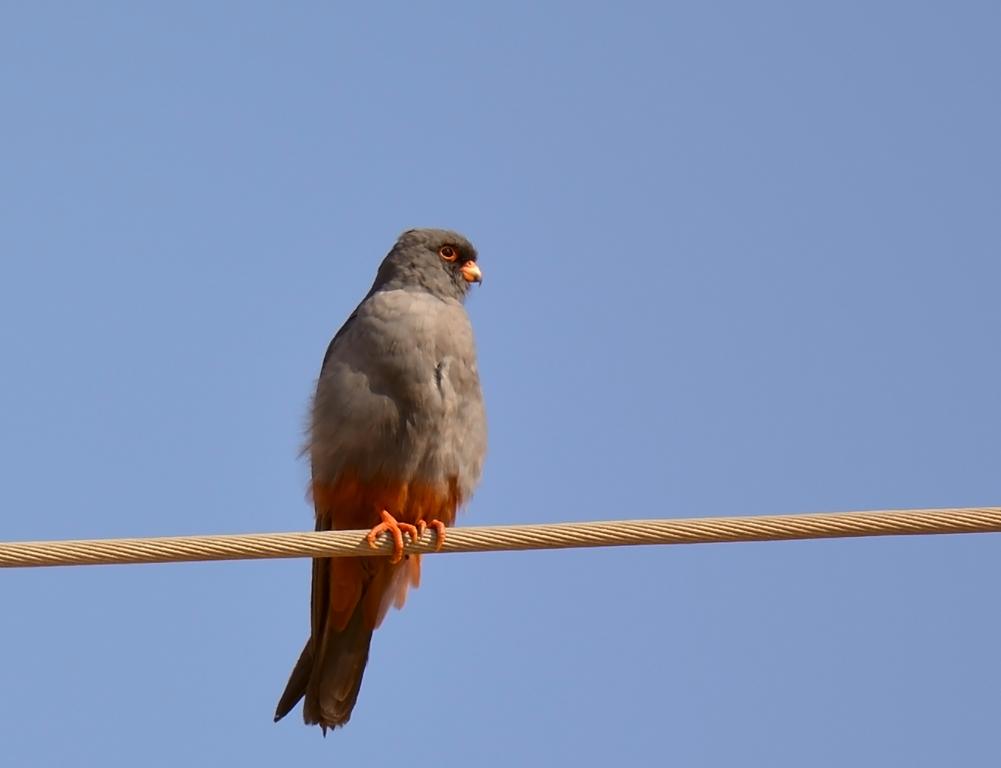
[274,228,487,733]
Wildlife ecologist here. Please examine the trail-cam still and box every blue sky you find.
[1,2,999,765]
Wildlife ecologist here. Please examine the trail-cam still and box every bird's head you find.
[372,228,481,302]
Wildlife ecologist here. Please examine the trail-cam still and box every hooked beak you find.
[460,260,483,284]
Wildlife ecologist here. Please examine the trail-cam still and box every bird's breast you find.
[311,289,484,500]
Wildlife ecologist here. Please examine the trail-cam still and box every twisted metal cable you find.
[1,507,999,569]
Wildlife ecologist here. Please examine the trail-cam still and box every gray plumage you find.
[274,228,487,732]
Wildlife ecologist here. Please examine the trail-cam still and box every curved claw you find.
[415,518,447,552]
[366,510,419,564]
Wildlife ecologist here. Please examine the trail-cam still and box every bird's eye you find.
[439,245,458,262]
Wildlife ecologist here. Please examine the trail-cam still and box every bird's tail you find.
[274,602,374,732]
[273,488,419,732]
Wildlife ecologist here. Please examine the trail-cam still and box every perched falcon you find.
[274,229,487,732]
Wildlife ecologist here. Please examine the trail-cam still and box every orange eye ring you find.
[439,245,458,262]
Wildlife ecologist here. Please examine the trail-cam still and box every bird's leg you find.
[366,510,419,564]
[415,519,448,552]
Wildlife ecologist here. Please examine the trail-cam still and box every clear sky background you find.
[1,3,999,766]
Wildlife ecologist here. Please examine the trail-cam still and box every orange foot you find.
[415,519,448,552]
[366,510,419,564]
